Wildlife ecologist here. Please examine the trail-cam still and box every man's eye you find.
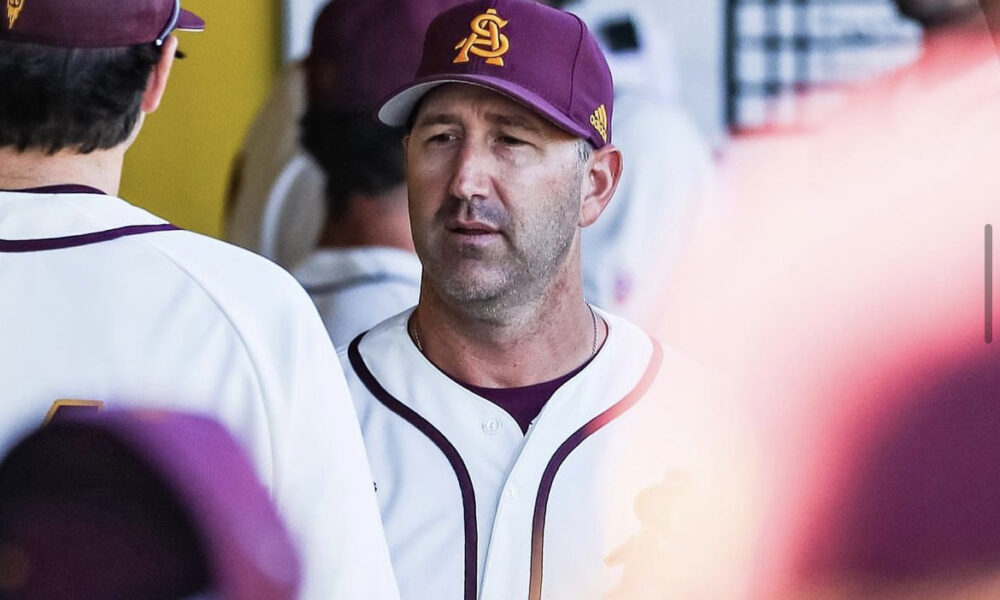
[498,135,527,146]
[427,133,457,144]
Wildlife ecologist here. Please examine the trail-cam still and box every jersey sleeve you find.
[238,274,400,599]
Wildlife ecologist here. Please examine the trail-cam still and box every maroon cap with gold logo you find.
[377,0,614,148]
[0,0,204,48]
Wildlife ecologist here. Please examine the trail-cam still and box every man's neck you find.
[0,146,125,196]
[318,186,415,252]
[411,271,606,388]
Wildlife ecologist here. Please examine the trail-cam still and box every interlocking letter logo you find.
[6,0,24,29]
[590,104,608,143]
[454,8,510,67]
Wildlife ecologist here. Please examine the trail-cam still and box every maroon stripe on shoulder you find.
[347,333,479,600]
[527,339,664,600]
[0,224,180,253]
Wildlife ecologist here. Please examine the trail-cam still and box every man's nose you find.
[448,141,492,202]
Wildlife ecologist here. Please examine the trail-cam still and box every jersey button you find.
[503,484,519,503]
[482,417,502,435]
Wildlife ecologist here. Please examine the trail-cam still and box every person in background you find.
[543,0,718,324]
[292,0,464,348]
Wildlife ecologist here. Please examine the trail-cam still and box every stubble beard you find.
[420,180,582,325]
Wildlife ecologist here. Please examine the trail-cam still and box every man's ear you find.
[141,36,178,114]
[579,144,623,228]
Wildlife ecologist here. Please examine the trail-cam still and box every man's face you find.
[404,84,587,315]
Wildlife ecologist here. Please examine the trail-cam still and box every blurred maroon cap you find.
[0,410,299,600]
[0,0,204,48]
[378,0,615,148]
[796,348,1000,586]
[306,0,466,113]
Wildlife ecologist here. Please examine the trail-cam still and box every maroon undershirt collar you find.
[458,353,598,435]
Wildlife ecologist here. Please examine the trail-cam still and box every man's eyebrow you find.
[412,113,461,129]
[487,112,542,133]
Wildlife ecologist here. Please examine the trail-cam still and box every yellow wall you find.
[120,0,281,238]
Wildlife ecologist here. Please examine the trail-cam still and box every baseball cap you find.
[306,0,465,112]
[0,0,205,48]
[377,0,614,148]
[0,410,299,600]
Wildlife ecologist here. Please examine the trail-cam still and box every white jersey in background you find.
[294,246,421,349]
[568,0,718,323]
[0,189,399,600]
[340,308,699,599]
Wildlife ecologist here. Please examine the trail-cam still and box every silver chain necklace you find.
[411,303,599,356]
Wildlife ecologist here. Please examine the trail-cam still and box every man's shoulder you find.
[155,229,308,299]
[143,228,325,346]
[339,310,414,361]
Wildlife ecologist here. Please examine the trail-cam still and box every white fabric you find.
[568,0,718,322]
[0,191,399,600]
[225,63,326,271]
[294,247,422,349]
[581,92,716,322]
[341,308,697,599]
[282,0,328,61]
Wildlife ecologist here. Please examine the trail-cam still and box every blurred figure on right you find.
[644,0,1000,598]
[765,5,1000,600]
[782,346,1000,600]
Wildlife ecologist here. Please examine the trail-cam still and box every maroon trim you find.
[347,333,478,600]
[2,184,107,195]
[527,339,665,600]
[0,224,180,253]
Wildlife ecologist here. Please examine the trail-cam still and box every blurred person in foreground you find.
[0,410,300,600]
[643,0,1000,598]
[0,1,397,597]
[293,0,465,348]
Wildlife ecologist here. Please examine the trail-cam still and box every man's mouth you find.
[447,220,501,236]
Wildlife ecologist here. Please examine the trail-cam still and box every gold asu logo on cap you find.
[6,0,25,29]
[590,104,608,143]
[454,8,510,67]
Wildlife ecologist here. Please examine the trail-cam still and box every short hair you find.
[300,104,406,219]
[0,40,163,155]
[575,137,594,165]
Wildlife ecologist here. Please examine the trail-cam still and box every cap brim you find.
[378,75,592,142]
[176,9,205,33]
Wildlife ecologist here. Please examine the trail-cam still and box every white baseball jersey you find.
[294,247,421,349]
[339,308,697,599]
[0,189,399,600]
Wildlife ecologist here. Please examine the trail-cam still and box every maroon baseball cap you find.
[378,0,614,148]
[0,0,204,48]
[0,410,299,600]
[306,0,465,112]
